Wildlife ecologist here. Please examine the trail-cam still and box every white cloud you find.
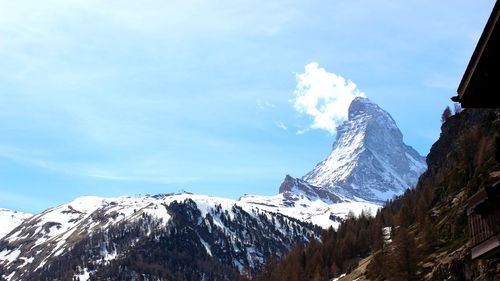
[292,62,365,134]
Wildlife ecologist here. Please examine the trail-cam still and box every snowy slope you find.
[302,97,426,203]
[238,192,379,229]
[0,208,32,239]
[0,193,320,280]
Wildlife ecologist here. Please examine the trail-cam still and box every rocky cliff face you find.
[301,97,426,203]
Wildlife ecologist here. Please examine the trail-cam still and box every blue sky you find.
[0,0,495,213]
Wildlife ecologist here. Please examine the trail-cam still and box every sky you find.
[0,0,496,213]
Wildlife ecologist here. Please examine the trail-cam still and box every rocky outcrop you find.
[278,175,343,204]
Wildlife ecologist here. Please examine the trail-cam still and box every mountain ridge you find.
[0,193,320,280]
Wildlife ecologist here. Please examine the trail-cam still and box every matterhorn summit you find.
[301,97,426,203]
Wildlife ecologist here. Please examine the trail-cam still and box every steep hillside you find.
[398,108,500,280]
[248,108,500,281]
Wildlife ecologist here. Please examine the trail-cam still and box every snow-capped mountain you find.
[300,97,426,203]
[0,208,32,239]
[0,97,426,280]
[0,193,320,280]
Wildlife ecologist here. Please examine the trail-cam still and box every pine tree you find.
[388,227,418,281]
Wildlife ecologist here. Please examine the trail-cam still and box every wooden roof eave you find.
[452,1,500,107]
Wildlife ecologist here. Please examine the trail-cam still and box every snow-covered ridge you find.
[0,208,32,239]
[2,192,373,249]
[0,193,324,280]
[278,175,343,204]
[238,192,379,229]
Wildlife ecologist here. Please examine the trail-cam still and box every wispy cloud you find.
[296,128,308,135]
[275,121,288,131]
[292,62,365,134]
[0,144,197,185]
[257,99,276,111]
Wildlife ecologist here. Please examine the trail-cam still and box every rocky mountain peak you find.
[344,97,402,144]
[300,97,426,203]
[348,97,394,121]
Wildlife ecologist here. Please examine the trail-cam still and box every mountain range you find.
[0,194,321,280]
[0,97,426,280]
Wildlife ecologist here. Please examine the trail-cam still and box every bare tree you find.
[441,106,452,124]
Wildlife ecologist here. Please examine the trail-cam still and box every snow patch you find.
[0,208,32,239]
[199,237,212,257]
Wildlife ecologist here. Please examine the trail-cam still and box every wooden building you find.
[466,181,500,259]
[451,1,500,108]
[455,1,500,261]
